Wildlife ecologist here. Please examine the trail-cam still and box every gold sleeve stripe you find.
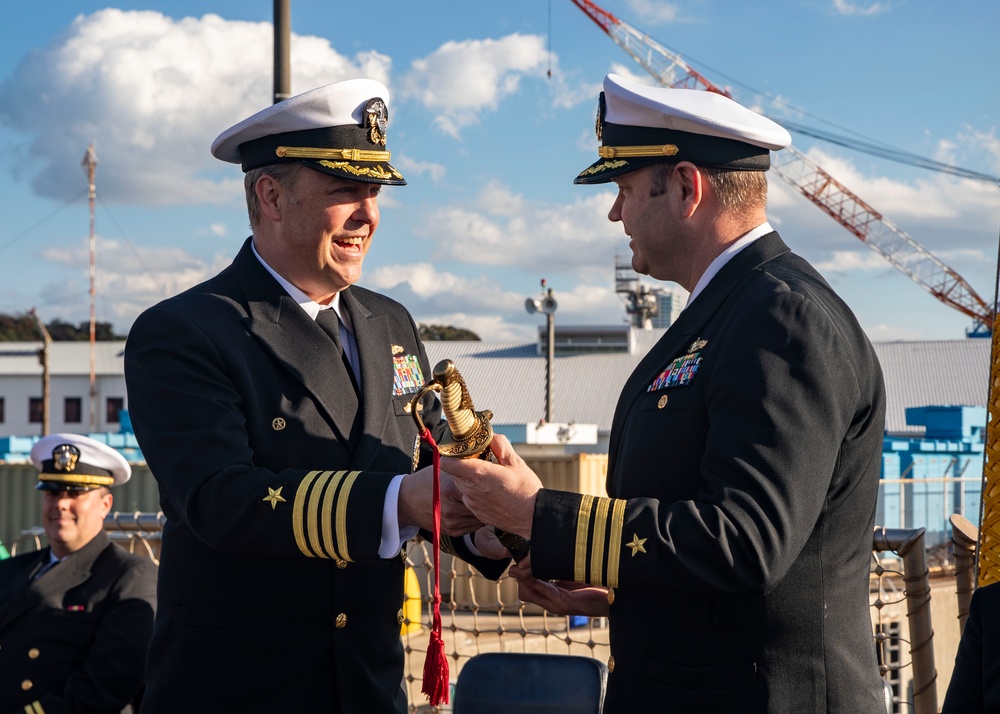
[574,494,595,582]
[590,497,612,587]
[606,498,627,588]
[321,470,349,560]
[293,470,323,557]
[27,702,45,714]
[335,470,361,563]
[306,470,335,559]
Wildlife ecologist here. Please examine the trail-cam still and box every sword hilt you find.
[410,359,530,562]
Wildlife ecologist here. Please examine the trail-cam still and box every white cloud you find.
[832,0,891,16]
[416,181,623,276]
[369,264,545,309]
[401,34,549,138]
[365,262,625,336]
[0,9,391,206]
[393,155,447,184]
[608,63,655,86]
[812,250,892,274]
[37,236,229,327]
[624,0,686,24]
[209,223,227,237]
[939,127,1000,175]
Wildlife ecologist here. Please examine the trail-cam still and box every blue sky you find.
[1,0,998,341]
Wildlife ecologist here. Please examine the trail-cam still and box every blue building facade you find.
[879,405,985,546]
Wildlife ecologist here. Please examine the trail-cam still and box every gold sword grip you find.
[410,359,530,562]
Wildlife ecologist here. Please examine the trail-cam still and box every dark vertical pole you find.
[546,301,554,423]
[273,0,291,104]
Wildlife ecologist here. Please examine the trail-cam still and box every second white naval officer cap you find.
[31,433,131,492]
[576,73,792,184]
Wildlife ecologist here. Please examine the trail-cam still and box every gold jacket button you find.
[657,395,668,409]
[28,648,40,659]
[21,679,33,691]
[607,656,615,673]
[335,613,347,629]
[606,587,615,605]
[396,609,405,625]
[335,559,348,569]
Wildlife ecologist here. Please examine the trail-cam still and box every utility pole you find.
[29,308,52,436]
[273,0,291,104]
[82,144,97,432]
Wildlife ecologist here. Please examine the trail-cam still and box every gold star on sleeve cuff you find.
[263,486,286,510]
[626,534,647,557]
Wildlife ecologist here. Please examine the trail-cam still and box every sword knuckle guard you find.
[408,359,530,562]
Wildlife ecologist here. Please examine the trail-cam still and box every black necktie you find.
[33,558,60,580]
[316,308,360,397]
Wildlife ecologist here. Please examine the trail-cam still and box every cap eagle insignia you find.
[365,98,389,146]
[53,444,80,472]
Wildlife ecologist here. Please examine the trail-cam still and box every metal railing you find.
[871,527,937,714]
[877,475,983,548]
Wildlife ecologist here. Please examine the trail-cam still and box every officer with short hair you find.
[0,433,157,713]
[446,73,888,713]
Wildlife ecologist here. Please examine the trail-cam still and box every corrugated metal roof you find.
[0,341,126,375]
[872,339,990,436]
[427,335,992,437]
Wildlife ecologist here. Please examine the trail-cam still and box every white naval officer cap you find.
[575,73,792,184]
[30,433,131,492]
[211,78,405,185]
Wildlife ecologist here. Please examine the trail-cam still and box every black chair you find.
[452,652,608,714]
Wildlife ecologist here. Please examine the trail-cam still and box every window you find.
[0,397,4,423]
[64,397,83,424]
[29,398,43,424]
[106,397,124,426]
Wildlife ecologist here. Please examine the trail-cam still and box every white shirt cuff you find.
[380,473,418,558]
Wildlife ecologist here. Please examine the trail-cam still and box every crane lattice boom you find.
[771,146,992,326]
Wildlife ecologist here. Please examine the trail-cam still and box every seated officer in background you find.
[0,433,157,713]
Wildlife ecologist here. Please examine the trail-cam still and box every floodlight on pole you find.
[525,279,557,423]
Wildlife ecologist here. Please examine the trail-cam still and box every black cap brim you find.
[36,481,102,493]
[575,123,772,185]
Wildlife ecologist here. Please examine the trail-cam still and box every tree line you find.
[0,312,125,341]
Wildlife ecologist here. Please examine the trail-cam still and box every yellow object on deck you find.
[402,566,423,635]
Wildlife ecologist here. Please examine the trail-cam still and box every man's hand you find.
[441,434,542,539]
[509,555,609,618]
[398,466,483,536]
[472,526,511,560]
